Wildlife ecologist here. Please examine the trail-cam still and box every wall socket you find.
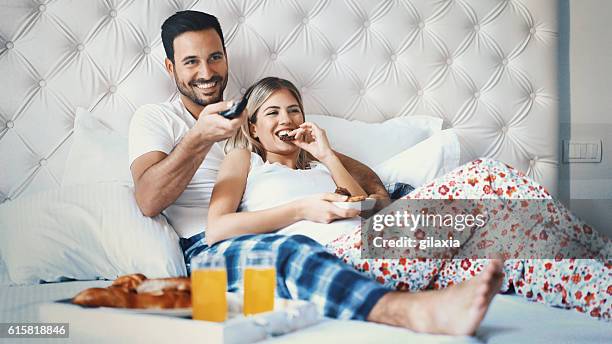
[562,140,602,163]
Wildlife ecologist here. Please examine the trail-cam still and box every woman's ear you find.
[249,122,258,139]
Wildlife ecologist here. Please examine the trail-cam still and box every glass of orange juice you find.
[191,253,227,322]
[243,251,276,316]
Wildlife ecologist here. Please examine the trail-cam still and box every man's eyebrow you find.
[181,55,198,63]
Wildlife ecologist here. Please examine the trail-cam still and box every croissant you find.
[72,274,192,309]
[136,277,190,293]
[111,273,147,292]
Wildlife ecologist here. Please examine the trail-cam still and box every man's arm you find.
[131,132,212,217]
[131,101,245,217]
[334,151,389,200]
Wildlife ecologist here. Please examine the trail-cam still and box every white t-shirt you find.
[128,98,225,238]
[240,153,360,244]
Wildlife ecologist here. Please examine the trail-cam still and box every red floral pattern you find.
[328,158,611,321]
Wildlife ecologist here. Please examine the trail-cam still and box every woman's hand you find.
[294,193,360,223]
[290,122,335,163]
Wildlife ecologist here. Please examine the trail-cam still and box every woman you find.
[206,77,367,246]
[208,77,610,320]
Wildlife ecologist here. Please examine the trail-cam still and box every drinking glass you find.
[191,253,227,322]
[243,251,276,315]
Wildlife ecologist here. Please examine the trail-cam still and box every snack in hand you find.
[278,130,295,141]
[346,195,366,202]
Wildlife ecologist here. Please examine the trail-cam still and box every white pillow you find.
[0,183,186,284]
[308,114,443,167]
[62,107,132,187]
[374,129,461,188]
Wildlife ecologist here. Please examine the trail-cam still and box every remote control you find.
[219,96,248,119]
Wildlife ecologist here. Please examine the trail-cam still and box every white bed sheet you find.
[1,282,610,343]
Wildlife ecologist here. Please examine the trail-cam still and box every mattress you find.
[1,282,610,343]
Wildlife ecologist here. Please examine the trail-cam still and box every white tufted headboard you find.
[0,0,559,202]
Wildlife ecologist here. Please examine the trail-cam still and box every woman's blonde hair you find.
[225,77,314,169]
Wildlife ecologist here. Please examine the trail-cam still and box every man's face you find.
[168,29,228,108]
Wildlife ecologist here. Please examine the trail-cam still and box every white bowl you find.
[332,198,376,211]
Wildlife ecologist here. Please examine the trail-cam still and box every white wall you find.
[564,0,612,236]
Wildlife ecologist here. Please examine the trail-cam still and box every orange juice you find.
[243,267,276,315]
[191,268,227,322]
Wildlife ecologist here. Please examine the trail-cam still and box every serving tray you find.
[39,292,321,343]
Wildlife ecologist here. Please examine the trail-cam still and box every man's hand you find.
[192,100,247,144]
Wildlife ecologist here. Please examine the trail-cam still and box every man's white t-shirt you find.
[128,98,225,238]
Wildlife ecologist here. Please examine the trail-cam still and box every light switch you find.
[563,140,602,163]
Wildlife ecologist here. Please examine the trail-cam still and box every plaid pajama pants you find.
[180,232,389,320]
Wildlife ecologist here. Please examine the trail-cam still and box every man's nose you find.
[198,62,215,80]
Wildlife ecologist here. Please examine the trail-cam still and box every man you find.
[129,10,502,335]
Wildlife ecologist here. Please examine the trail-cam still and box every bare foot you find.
[367,259,504,335]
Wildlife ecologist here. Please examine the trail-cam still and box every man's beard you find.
[175,72,227,107]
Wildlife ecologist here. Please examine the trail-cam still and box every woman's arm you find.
[206,149,359,245]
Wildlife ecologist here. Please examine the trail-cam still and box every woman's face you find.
[250,88,304,156]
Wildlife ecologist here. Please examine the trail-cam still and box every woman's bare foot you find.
[367,259,504,335]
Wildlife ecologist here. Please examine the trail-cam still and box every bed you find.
[2,0,608,343]
[1,279,611,343]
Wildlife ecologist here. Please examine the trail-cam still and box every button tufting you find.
[109,85,117,93]
[363,20,370,28]
[109,9,117,18]
[530,92,536,99]
[530,27,536,35]
[6,120,14,129]
[302,17,309,25]
[5,41,14,50]
[270,53,277,60]
[76,43,85,52]
[240,88,246,94]
[418,21,425,29]
[446,58,453,65]
[474,91,481,99]
[501,125,508,133]
[330,53,337,61]
[417,90,424,96]
[143,46,151,54]
[39,79,46,88]
[238,16,245,23]
[39,159,47,167]
[359,89,366,96]
[502,58,509,66]
[474,24,480,32]
[39,4,46,12]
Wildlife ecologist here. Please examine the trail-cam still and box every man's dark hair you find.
[161,10,225,63]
